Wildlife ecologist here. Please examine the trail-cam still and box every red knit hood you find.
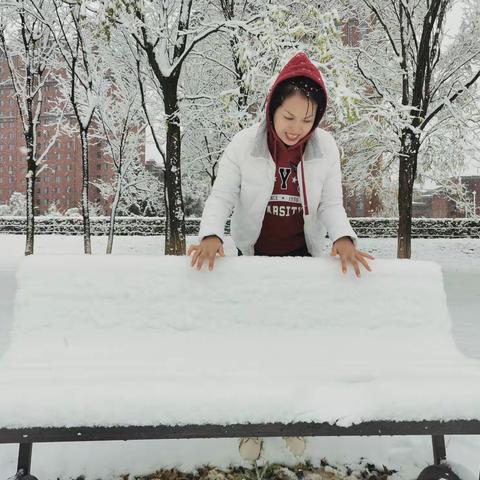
[265,52,328,156]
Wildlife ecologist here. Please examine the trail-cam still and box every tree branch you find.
[422,68,480,129]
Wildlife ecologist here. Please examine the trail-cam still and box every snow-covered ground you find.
[0,235,479,480]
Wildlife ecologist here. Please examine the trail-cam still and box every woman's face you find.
[273,93,318,146]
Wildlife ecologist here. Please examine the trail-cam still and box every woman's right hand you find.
[187,235,225,271]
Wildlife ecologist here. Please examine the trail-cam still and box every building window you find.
[97,163,101,170]
[104,164,109,171]
[44,199,48,205]
[66,152,71,159]
[55,176,60,183]
[359,19,369,39]
[67,164,72,171]
[347,20,356,46]
[66,186,72,193]
[66,175,71,182]
[44,187,49,194]
[44,176,49,182]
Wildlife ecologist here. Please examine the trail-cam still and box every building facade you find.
[413,177,480,218]
[0,55,144,215]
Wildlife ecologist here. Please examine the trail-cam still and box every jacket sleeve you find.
[317,141,358,246]
[198,146,241,243]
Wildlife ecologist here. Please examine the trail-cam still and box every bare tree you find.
[354,0,480,258]
[0,0,59,255]
[93,38,148,253]
[101,0,238,255]
[33,0,105,254]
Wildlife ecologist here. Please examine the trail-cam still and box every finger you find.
[219,245,225,257]
[196,255,205,271]
[190,249,200,267]
[187,245,198,256]
[351,258,361,278]
[330,245,337,256]
[357,254,372,272]
[359,250,375,260]
[341,256,347,274]
[208,254,215,271]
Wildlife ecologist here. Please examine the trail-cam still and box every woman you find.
[189,51,373,275]
[188,52,374,461]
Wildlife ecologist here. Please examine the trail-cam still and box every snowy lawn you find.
[0,235,479,480]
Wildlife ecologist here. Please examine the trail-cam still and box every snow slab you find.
[1,255,480,430]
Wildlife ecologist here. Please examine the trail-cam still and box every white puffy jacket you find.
[198,120,357,256]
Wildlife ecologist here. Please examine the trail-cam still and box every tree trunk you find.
[162,75,186,255]
[397,130,419,259]
[106,173,123,255]
[80,128,92,254]
[106,155,132,254]
[24,117,35,255]
[25,155,36,256]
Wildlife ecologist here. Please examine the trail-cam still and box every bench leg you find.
[16,443,39,480]
[431,435,446,465]
[416,436,461,480]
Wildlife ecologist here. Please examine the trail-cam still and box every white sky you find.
[443,1,480,177]
[444,1,466,45]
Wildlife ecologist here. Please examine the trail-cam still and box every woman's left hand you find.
[330,236,375,278]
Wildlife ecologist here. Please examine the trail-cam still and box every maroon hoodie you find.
[254,52,328,256]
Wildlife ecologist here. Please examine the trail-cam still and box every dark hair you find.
[268,76,326,126]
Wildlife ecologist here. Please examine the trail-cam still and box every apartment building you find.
[413,176,480,218]
[0,55,142,215]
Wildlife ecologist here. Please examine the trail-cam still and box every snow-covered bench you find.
[1,255,479,480]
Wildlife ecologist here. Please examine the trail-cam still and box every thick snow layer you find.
[1,236,480,480]
[0,255,479,430]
